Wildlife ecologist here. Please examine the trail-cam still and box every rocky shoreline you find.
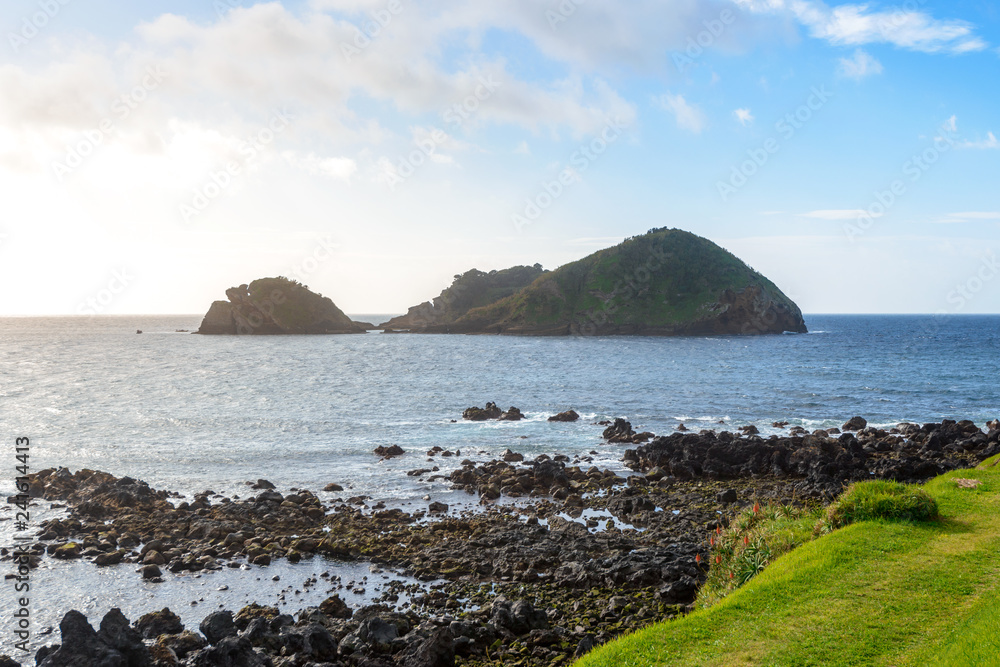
[7,415,999,666]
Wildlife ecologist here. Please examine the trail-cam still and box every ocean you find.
[1,314,998,502]
[0,314,998,645]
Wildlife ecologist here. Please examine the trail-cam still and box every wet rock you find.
[319,595,353,620]
[157,631,206,661]
[373,445,405,459]
[199,610,238,644]
[428,501,449,514]
[323,482,344,492]
[98,608,150,666]
[499,407,524,421]
[548,410,580,422]
[842,416,867,431]
[134,608,184,639]
[53,542,82,560]
[462,402,502,421]
[502,449,524,463]
[146,643,178,667]
[185,636,269,667]
[141,565,162,580]
[233,604,279,631]
[603,418,636,443]
[38,610,145,667]
[94,549,127,566]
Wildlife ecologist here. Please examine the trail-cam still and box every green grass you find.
[575,461,1000,667]
[822,480,938,530]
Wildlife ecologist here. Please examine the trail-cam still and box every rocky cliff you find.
[196,277,365,335]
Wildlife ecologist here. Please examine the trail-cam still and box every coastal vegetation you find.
[576,457,1000,666]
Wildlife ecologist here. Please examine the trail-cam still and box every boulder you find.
[157,631,206,660]
[373,445,405,459]
[135,608,183,639]
[319,595,353,619]
[498,407,524,421]
[842,416,868,431]
[399,627,455,667]
[603,418,636,443]
[199,610,237,644]
[462,402,502,421]
[548,410,580,422]
[98,609,150,667]
[185,637,269,667]
[38,609,148,667]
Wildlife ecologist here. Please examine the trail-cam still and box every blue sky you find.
[0,0,997,315]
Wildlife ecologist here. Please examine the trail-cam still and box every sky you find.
[0,0,997,315]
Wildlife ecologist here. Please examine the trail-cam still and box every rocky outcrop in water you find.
[196,277,365,335]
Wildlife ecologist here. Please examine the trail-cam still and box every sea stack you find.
[196,277,366,335]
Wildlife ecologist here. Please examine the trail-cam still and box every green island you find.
[576,455,1000,667]
[384,227,806,335]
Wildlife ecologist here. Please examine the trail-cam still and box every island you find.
[381,228,807,335]
[196,277,366,335]
[380,264,547,331]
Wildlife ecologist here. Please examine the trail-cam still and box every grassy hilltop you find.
[576,456,1000,666]
[387,228,806,336]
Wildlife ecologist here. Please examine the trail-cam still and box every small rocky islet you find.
[8,410,1000,666]
[196,228,807,337]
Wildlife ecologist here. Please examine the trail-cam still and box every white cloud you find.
[837,49,883,80]
[800,209,881,220]
[940,212,1000,222]
[734,0,989,54]
[733,107,754,126]
[283,151,357,180]
[656,93,706,133]
[959,132,999,149]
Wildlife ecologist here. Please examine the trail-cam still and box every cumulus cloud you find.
[656,93,706,133]
[733,107,754,126]
[837,49,883,80]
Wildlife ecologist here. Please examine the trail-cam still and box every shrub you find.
[823,480,938,530]
[697,502,818,608]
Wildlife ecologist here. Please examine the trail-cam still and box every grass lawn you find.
[576,455,1000,667]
